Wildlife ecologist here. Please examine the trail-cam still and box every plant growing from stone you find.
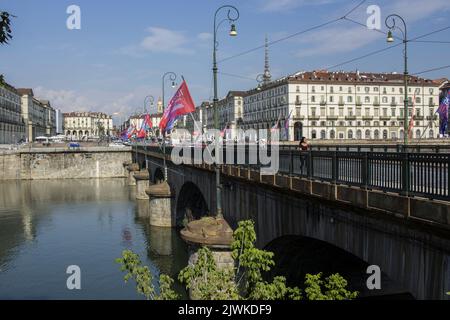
[178,246,240,300]
[117,219,358,300]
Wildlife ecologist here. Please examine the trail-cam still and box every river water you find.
[0,179,188,299]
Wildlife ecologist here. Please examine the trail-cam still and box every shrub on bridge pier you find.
[116,220,358,300]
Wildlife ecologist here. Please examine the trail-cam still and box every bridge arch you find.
[263,235,413,299]
[153,167,165,184]
[175,181,210,227]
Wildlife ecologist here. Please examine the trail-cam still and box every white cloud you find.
[197,32,213,41]
[33,85,163,124]
[387,0,449,22]
[33,87,93,112]
[290,0,449,59]
[295,25,383,58]
[261,0,334,12]
[140,27,193,54]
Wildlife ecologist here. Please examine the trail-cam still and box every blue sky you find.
[1,0,449,124]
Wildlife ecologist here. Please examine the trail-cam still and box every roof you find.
[246,70,444,95]
[16,88,34,96]
[0,81,19,94]
[63,111,112,118]
[227,91,247,98]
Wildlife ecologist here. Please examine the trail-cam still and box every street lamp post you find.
[385,14,408,147]
[212,5,239,218]
[386,14,409,195]
[162,72,178,181]
[144,95,155,115]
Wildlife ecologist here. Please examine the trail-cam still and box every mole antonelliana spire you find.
[263,34,272,85]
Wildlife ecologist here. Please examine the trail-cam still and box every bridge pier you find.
[134,171,151,200]
[145,181,173,227]
[180,217,235,300]
[126,163,140,186]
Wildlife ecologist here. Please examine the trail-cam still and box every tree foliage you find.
[115,250,179,300]
[178,247,240,300]
[0,10,14,87]
[304,273,358,300]
[0,11,13,45]
[116,220,359,301]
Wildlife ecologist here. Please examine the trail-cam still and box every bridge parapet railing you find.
[138,144,449,201]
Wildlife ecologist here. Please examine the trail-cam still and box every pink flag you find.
[159,80,196,134]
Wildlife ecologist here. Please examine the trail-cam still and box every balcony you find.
[295,100,302,106]
[338,101,345,106]
[309,115,320,120]
[362,116,373,120]
[293,115,305,120]
[345,116,356,120]
[390,103,397,107]
[429,103,436,108]
[380,116,391,121]
[320,101,326,106]
[355,102,362,107]
[327,115,338,120]
[414,116,424,120]
[373,102,380,106]
[427,115,438,121]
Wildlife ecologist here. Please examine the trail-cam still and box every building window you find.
[374,130,380,139]
[348,130,353,139]
[356,130,362,139]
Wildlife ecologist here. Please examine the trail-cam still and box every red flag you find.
[159,80,196,133]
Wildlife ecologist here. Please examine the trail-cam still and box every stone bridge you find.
[133,145,450,300]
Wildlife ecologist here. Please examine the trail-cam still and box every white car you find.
[109,142,126,148]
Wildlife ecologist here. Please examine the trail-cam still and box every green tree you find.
[178,246,240,300]
[0,11,13,45]
[304,273,358,300]
[115,250,179,300]
[116,219,359,301]
[0,10,14,87]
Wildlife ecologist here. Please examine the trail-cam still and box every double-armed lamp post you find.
[212,5,239,218]
[162,72,178,181]
[385,14,409,147]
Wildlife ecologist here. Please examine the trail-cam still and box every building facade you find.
[0,82,26,144]
[17,88,56,142]
[242,71,444,141]
[206,92,245,140]
[64,111,113,140]
[55,109,64,135]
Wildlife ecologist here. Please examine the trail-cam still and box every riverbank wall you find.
[0,147,132,180]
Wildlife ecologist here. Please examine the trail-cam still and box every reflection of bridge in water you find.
[134,144,450,300]
[0,179,188,299]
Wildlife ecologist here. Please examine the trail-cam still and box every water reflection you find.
[0,179,188,299]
